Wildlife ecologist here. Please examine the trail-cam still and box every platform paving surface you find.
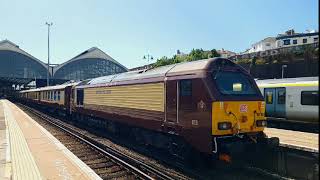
[0,99,102,180]
[265,127,318,153]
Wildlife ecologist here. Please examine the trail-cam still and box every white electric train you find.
[256,77,318,124]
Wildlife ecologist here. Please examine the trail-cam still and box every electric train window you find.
[180,80,192,96]
[301,91,319,105]
[277,91,285,104]
[58,91,61,101]
[266,91,273,104]
[213,71,259,96]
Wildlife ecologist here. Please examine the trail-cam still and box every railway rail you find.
[17,102,318,180]
[18,103,182,180]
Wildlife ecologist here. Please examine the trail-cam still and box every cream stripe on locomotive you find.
[84,82,165,112]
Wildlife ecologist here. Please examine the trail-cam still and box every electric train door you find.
[264,87,286,118]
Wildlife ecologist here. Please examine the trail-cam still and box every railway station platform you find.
[265,128,318,153]
[0,99,102,180]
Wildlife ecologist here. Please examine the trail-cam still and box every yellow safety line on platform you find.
[3,101,42,180]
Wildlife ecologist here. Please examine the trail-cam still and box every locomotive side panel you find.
[177,78,213,154]
[78,82,165,130]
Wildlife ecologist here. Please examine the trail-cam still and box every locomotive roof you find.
[20,82,80,93]
[77,58,228,88]
[256,77,319,87]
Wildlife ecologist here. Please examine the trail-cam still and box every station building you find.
[53,47,128,81]
[0,40,48,79]
[0,39,128,96]
[245,29,319,54]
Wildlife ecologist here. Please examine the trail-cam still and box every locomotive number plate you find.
[239,104,248,113]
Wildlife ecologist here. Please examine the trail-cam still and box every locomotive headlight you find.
[256,120,267,127]
[218,122,232,130]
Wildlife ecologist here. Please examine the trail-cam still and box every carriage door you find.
[178,80,192,122]
[165,80,178,124]
[65,87,72,114]
[275,87,286,118]
[264,88,276,117]
[264,88,286,118]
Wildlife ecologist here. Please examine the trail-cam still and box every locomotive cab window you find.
[213,71,259,96]
[77,89,84,106]
[301,91,319,105]
[180,80,192,96]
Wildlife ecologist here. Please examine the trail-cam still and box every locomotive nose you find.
[212,101,266,136]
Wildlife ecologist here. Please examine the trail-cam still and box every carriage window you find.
[266,91,273,104]
[58,91,61,101]
[77,89,84,106]
[53,91,56,101]
[277,90,285,104]
[180,80,192,96]
[301,91,318,105]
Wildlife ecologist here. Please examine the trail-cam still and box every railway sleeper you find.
[100,170,132,180]
[95,165,123,175]
[77,153,105,160]
[89,161,115,169]
[86,159,111,166]
[65,145,88,152]
[72,150,95,157]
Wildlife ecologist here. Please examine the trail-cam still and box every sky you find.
[0,0,318,68]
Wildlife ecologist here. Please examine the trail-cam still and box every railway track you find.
[17,102,298,180]
[18,103,182,180]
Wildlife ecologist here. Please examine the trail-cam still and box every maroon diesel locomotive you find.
[20,58,269,159]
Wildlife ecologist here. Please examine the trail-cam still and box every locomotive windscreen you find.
[213,71,260,97]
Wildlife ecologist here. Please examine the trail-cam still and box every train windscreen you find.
[213,71,260,97]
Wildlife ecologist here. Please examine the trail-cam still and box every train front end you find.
[208,59,271,161]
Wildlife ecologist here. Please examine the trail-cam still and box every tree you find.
[210,49,221,58]
[153,48,222,67]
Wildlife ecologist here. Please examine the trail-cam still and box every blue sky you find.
[1,0,318,68]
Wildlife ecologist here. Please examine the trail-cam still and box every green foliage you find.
[235,58,251,64]
[153,48,221,67]
[256,58,266,65]
[210,49,221,58]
